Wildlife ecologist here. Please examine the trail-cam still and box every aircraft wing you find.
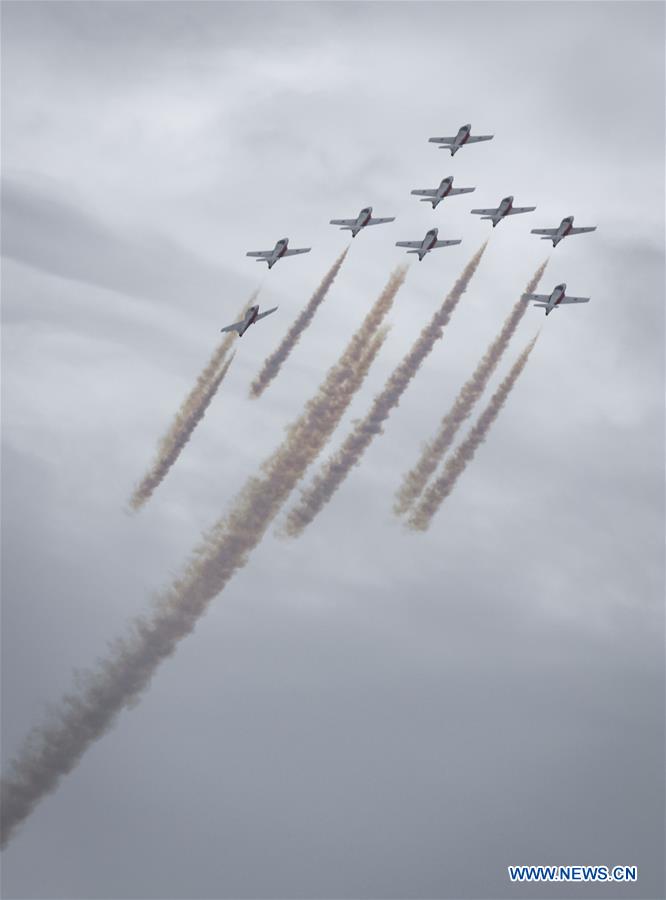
[570,227,597,235]
[560,295,590,305]
[246,250,272,258]
[531,228,558,235]
[220,318,246,334]
[523,294,550,303]
[256,305,279,321]
[448,187,475,195]
[466,135,493,143]
[283,247,311,256]
[470,207,499,216]
[411,189,438,197]
[330,219,357,226]
[506,206,536,215]
[368,217,395,226]
[395,241,423,248]
[434,240,462,248]
[428,136,456,144]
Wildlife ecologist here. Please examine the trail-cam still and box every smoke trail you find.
[128,293,260,511]
[282,243,488,538]
[394,260,548,515]
[0,266,407,849]
[129,352,237,511]
[250,249,349,399]
[406,334,539,532]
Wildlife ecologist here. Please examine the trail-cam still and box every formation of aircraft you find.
[470,195,537,228]
[523,283,590,316]
[531,216,598,247]
[221,304,278,336]
[330,206,395,237]
[246,238,311,270]
[411,176,475,209]
[396,228,462,261]
[428,123,494,156]
[236,121,596,331]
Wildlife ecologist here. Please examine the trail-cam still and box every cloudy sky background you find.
[2,2,664,898]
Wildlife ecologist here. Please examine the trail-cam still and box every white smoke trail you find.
[282,243,488,538]
[394,260,548,515]
[250,249,349,398]
[406,334,539,532]
[0,266,407,849]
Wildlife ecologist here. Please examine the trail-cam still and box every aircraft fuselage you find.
[552,217,574,246]
[267,239,289,268]
[438,177,453,199]
[419,229,438,259]
[239,304,260,335]
[545,283,567,315]
[351,207,373,236]
[450,124,471,155]
[491,196,513,226]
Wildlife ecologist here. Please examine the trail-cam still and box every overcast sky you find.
[1,2,664,898]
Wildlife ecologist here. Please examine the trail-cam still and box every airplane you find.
[221,304,279,336]
[523,282,590,316]
[396,228,462,261]
[329,206,395,237]
[428,123,493,156]
[246,238,311,269]
[470,195,536,227]
[411,176,475,209]
[531,216,597,247]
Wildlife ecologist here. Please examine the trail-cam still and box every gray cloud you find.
[2,1,663,897]
[1,175,248,314]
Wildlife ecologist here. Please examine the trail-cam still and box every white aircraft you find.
[221,304,279,336]
[523,282,590,316]
[470,195,536,228]
[246,238,311,269]
[396,228,461,261]
[531,216,597,247]
[329,206,395,238]
[428,123,493,156]
[411,176,475,209]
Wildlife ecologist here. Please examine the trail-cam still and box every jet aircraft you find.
[523,283,590,316]
[329,206,395,237]
[531,216,597,247]
[246,238,311,269]
[411,176,475,209]
[221,304,279,336]
[428,123,493,156]
[396,228,461,261]
[470,195,536,227]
